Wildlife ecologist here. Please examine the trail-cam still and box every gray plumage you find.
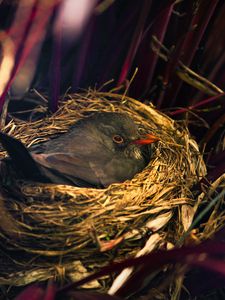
[0,112,154,188]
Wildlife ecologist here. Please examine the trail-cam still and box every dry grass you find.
[0,90,207,290]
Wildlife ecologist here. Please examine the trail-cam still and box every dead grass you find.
[0,90,207,290]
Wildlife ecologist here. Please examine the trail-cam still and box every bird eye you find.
[138,127,145,134]
[113,135,124,144]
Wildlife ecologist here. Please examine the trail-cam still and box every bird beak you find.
[132,134,160,145]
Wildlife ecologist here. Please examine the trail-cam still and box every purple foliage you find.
[0,1,225,299]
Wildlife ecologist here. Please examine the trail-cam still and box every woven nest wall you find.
[0,91,206,289]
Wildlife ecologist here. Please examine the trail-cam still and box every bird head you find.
[91,112,159,161]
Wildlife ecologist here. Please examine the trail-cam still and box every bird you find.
[0,112,159,188]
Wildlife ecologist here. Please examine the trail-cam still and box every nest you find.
[0,91,207,292]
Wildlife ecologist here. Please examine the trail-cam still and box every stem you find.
[168,92,225,116]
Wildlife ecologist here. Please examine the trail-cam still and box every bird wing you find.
[0,132,106,186]
[32,152,109,187]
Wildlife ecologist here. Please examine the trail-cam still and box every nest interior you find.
[0,90,206,288]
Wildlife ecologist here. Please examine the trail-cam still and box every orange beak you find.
[132,134,160,145]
